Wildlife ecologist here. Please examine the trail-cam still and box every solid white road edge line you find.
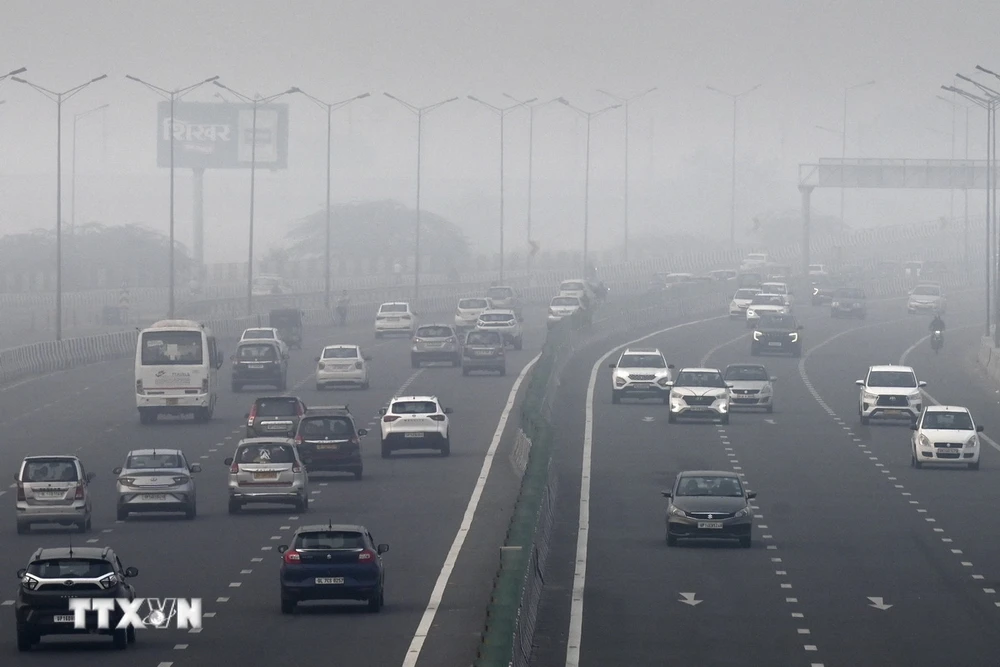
[565,314,725,667]
[400,351,541,667]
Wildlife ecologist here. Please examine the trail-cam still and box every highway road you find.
[532,286,1000,666]
[0,307,548,667]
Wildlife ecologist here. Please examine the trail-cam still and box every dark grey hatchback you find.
[662,470,756,548]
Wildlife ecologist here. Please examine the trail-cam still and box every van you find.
[135,319,225,425]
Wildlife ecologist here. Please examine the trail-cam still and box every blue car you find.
[278,523,388,614]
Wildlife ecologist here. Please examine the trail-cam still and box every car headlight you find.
[730,301,738,309]
[746,309,756,317]
[614,377,626,387]
[98,573,118,590]
[967,435,979,448]
[753,330,762,340]
[21,574,39,590]
[831,301,840,307]
[759,384,772,394]
[656,376,671,386]
[908,393,922,403]
[863,391,877,402]
[918,434,930,447]
[733,506,750,519]
[788,332,798,342]
[668,505,686,517]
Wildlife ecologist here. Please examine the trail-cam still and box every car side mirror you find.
[661,491,672,498]
[112,467,123,475]
[663,381,673,387]
[910,424,918,431]
[224,457,234,466]
[608,362,616,368]
[230,354,236,361]
[977,425,985,432]
[855,380,865,386]
[746,491,757,500]
[216,357,224,369]
[918,381,927,387]
[277,545,288,554]
[86,472,96,483]
[17,569,26,579]
[726,384,734,389]
[379,407,387,416]
[190,463,202,473]
[443,407,453,414]
[377,543,389,554]
[314,357,321,362]
[667,364,675,369]
[358,429,368,437]
[124,567,139,578]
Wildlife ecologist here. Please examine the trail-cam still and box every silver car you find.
[113,449,201,520]
[723,363,776,412]
[224,438,309,514]
[907,283,946,314]
[411,324,462,367]
[15,456,95,534]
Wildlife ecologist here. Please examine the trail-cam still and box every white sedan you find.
[745,294,789,329]
[315,344,370,390]
[911,405,982,470]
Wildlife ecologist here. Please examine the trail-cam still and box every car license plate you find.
[266,423,288,430]
[54,615,75,623]
[141,494,167,501]
[475,350,491,356]
[316,577,344,585]
[166,398,179,405]
[388,317,399,322]
[885,410,906,416]
[37,490,62,497]
[248,363,264,369]
[404,432,425,438]
[253,472,278,480]
[317,444,338,450]
[768,342,782,347]
[697,522,723,529]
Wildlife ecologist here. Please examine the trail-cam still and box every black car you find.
[231,340,288,391]
[246,396,307,438]
[810,277,844,305]
[830,287,867,319]
[294,407,367,479]
[269,308,304,349]
[662,470,755,548]
[750,313,803,357]
[15,546,139,651]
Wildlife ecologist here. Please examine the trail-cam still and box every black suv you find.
[294,406,368,479]
[231,340,288,391]
[750,313,804,357]
[246,396,308,438]
[15,546,138,651]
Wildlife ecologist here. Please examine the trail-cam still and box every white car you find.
[454,297,492,332]
[745,293,788,328]
[609,348,674,404]
[315,344,370,390]
[911,405,983,470]
[251,274,289,296]
[666,367,731,424]
[729,287,762,319]
[907,284,946,314]
[374,302,417,338]
[740,253,768,270]
[379,395,453,458]
[559,279,594,304]
[760,281,792,307]
[808,264,827,276]
[548,295,583,327]
[476,309,523,349]
[241,327,288,355]
[856,364,926,425]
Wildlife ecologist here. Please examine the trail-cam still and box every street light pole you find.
[937,94,975,264]
[0,66,26,85]
[556,98,621,276]
[383,94,459,303]
[706,84,761,247]
[213,82,299,316]
[468,96,534,281]
[839,80,876,225]
[12,74,107,341]
[125,75,219,318]
[597,87,657,261]
[71,104,109,235]
[294,90,370,309]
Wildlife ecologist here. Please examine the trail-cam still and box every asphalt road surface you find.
[532,286,1000,667]
[1,308,547,667]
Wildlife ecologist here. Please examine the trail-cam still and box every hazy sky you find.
[0,0,997,263]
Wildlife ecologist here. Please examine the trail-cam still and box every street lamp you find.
[706,84,762,247]
[838,80,876,225]
[71,103,109,234]
[0,66,26,84]
[936,95,973,260]
[556,97,621,276]
[383,93,458,303]
[11,73,107,341]
[501,94,561,264]
[596,87,657,261]
[125,75,219,318]
[294,89,370,309]
[468,95,533,282]
[213,81,299,315]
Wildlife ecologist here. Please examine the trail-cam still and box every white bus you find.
[135,319,224,424]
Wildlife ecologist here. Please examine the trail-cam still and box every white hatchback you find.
[548,295,583,327]
[315,344,370,390]
[911,405,983,470]
[241,327,289,355]
[454,297,492,331]
[729,288,762,319]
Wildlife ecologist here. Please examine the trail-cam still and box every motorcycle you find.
[931,330,943,353]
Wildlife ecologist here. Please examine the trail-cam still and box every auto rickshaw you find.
[269,309,304,349]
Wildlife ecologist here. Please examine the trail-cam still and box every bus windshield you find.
[141,331,204,366]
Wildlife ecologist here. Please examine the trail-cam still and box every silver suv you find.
[476,309,524,349]
[113,449,201,520]
[15,456,95,534]
[224,438,309,513]
[411,324,462,367]
[609,348,674,404]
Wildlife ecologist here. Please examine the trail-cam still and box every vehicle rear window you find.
[551,296,580,306]
[417,326,454,338]
[761,284,786,293]
[835,288,865,299]
[480,313,514,323]
[255,399,300,417]
[379,303,408,313]
[126,453,182,469]
[758,314,796,328]
[298,417,355,439]
[487,287,513,299]
[390,401,438,414]
[243,329,274,338]
[561,281,585,291]
[141,331,203,366]
[236,444,295,464]
[21,459,78,482]
[238,344,277,360]
[27,559,113,578]
[725,366,768,381]
[751,295,784,305]
[912,285,941,296]
[734,289,760,299]
[294,531,365,550]
[465,331,501,345]
[322,347,359,359]
[458,298,489,309]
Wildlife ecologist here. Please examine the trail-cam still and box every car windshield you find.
[912,285,941,296]
[618,354,666,369]
[126,453,182,469]
[27,559,113,578]
[552,297,580,307]
[487,287,513,299]
[322,347,359,359]
[922,411,974,430]
[751,295,784,306]
[417,326,453,338]
[255,399,300,417]
[867,371,917,388]
[458,298,488,309]
[391,401,438,414]
[141,330,204,365]
[238,344,277,360]
[270,312,300,327]
[480,313,514,323]
[734,289,760,299]
[21,459,79,482]
[676,476,744,497]
[466,331,501,346]
[835,288,865,299]
[294,531,365,550]
[758,315,796,329]
[243,329,275,339]
[298,417,354,439]
[561,282,585,291]
[675,371,727,388]
[725,366,769,381]
[380,304,408,313]
[236,444,295,464]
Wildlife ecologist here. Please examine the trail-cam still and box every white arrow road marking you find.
[764,419,776,424]
[642,416,655,422]
[867,596,892,610]
[679,592,702,606]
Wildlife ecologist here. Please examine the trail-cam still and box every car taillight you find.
[248,404,258,426]
[294,435,303,444]
[74,484,85,500]
[230,462,239,473]
[358,549,376,562]
[292,464,302,473]
[16,484,25,502]
[355,361,363,369]
[430,415,446,422]
[135,379,143,394]
[283,549,301,564]
[318,362,325,369]
[413,337,424,343]
[202,378,209,392]
[383,415,399,423]
[296,403,305,417]
[401,314,411,320]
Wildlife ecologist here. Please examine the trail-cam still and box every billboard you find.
[156,101,289,169]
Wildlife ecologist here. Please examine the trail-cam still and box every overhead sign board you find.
[156,101,289,169]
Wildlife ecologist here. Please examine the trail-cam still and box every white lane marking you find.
[156,663,174,667]
[565,314,728,666]
[401,351,541,667]
[678,592,702,606]
[174,644,188,650]
[1,600,13,606]
[228,582,241,588]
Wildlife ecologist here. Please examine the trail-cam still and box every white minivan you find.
[135,319,224,425]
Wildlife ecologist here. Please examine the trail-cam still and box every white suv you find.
[729,288,761,319]
[454,297,492,332]
[911,405,983,470]
[374,302,417,338]
[241,327,289,355]
[856,365,926,425]
[379,396,452,458]
[609,348,675,404]
[666,368,731,424]
[476,309,523,349]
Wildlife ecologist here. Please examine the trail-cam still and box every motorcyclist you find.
[929,314,945,333]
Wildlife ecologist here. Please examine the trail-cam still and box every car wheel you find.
[411,356,421,368]
[296,497,308,512]
[667,413,676,424]
[720,415,730,425]
[362,380,370,390]
[750,346,759,356]
[766,404,774,413]
[381,441,392,458]
[514,336,523,350]
[368,588,383,613]
[228,499,241,514]
[740,535,752,549]
[462,367,470,376]
[281,598,296,615]
[612,391,621,404]
[112,628,128,650]
[793,347,802,358]
[16,521,29,535]
[126,625,136,644]
[353,467,363,480]
[860,413,870,426]
[440,439,451,457]
[185,504,197,520]
[16,629,33,652]
[662,395,670,405]
[77,520,89,533]
[666,533,677,547]
[231,382,241,392]
[969,461,980,470]
[499,366,506,376]
[452,355,461,367]
[374,332,382,339]
[315,383,323,391]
